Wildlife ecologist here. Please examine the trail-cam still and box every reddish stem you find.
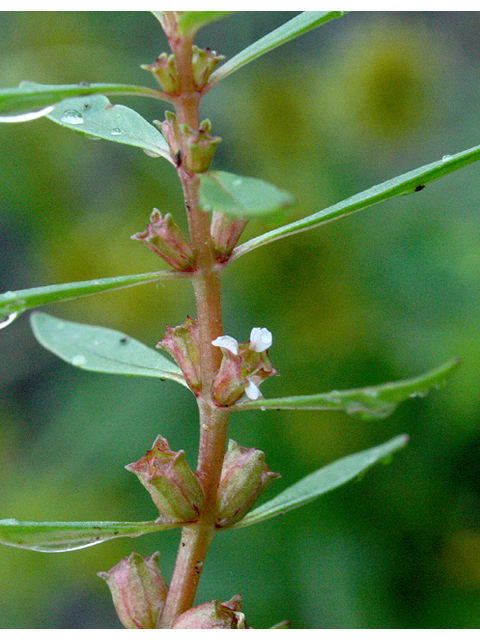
[156,17,230,628]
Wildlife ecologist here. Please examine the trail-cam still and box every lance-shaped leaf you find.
[207,11,347,88]
[0,270,183,330]
[30,312,187,387]
[234,145,480,260]
[232,435,408,529]
[231,359,461,420]
[0,519,177,553]
[199,171,294,218]
[47,93,171,161]
[177,11,233,33]
[0,81,163,120]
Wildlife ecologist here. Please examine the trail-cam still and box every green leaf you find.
[0,519,177,553]
[232,435,408,529]
[231,358,461,420]
[234,145,480,260]
[208,11,347,88]
[0,270,182,330]
[177,11,233,34]
[199,171,294,218]
[0,81,162,120]
[47,93,171,161]
[30,312,187,387]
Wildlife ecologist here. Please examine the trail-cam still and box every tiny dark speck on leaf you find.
[119,337,128,344]
[415,184,425,192]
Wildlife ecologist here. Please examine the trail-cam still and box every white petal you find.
[0,106,54,123]
[249,327,272,352]
[245,379,261,400]
[211,335,238,355]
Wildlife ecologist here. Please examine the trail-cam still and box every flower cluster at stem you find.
[142,45,224,95]
[98,553,248,629]
[211,327,277,406]
[159,110,221,173]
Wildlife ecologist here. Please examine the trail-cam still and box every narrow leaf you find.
[199,171,294,218]
[30,312,187,387]
[0,81,163,119]
[177,11,233,34]
[0,270,183,329]
[0,519,177,553]
[231,358,461,420]
[232,435,408,528]
[208,11,347,88]
[47,93,171,161]
[234,146,480,260]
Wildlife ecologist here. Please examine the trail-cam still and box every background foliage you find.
[1,11,480,628]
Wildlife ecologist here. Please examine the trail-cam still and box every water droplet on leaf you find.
[60,109,84,125]
[111,127,122,136]
[442,154,453,162]
[142,148,162,158]
[71,354,87,366]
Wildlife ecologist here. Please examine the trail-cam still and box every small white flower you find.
[211,335,238,355]
[249,327,272,353]
[244,379,261,400]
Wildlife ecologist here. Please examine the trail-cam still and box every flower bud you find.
[210,210,248,263]
[125,435,204,523]
[181,119,221,174]
[192,46,225,91]
[141,53,180,94]
[216,440,280,527]
[157,317,201,394]
[131,209,195,272]
[172,595,247,629]
[157,111,181,163]
[97,552,168,629]
[211,350,245,406]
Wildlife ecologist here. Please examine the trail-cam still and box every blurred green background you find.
[1,11,480,629]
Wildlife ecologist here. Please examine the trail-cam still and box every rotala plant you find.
[0,11,478,628]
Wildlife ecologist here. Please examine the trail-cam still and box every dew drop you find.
[60,109,84,125]
[86,134,101,141]
[142,148,162,158]
[0,312,19,329]
[233,178,242,187]
[260,406,266,412]
[442,154,453,162]
[111,127,122,136]
[71,354,87,366]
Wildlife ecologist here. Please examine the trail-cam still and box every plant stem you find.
[156,17,230,628]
